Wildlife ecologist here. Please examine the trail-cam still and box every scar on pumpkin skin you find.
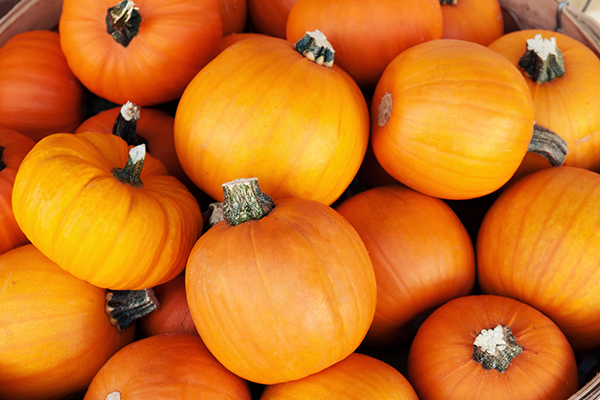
[378,92,393,127]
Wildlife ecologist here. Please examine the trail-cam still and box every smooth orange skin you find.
[218,0,248,36]
[407,295,579,400]
[59,0,222,106]
[477,166,600,351]
[0,30,85,142]
[260,353,419,400]
[488,29,600,178]
[335,184,476,346]
[286,0,443,91]
[186,197,377,385]
[440,0,504,45]
[84,333,252,400]
[247,0,297,38]
[11,131,202,290]
[174,36,369,206]
[371,39,534,200]
[0,244,135,400]
[0,128,35,255]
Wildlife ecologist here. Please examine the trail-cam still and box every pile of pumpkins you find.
[1,0,600,399]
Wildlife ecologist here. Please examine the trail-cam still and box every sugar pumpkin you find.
[439,0,504,45]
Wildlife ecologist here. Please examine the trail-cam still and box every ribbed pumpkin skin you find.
[0,128,35,255]
[0,244,135,400]
[174,36,369,206]
[488,29,600,177]
[0,30,85,142]
[371,39,534,200]
[186,197,377,385]
[260,353,419,400]
[406,295,578,400]
[440,0,504,45]
[477,166,600,350]
[11,131,202,290]
[84,333,252,400]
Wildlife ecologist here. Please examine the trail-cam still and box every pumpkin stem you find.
[472,324,523,372]
[0,147,5,171]
[294,30,335,68]
[105,288,159,332]
[528,123,568,166]
[377,92,393,127]
[106,0,141,47]
[203,202,225,231]
[222,178,275,226]
[112,144,146,187]
[106,392,121,400]
[112,101,148,148]
[439,0,458,5]
[518,34,566,84]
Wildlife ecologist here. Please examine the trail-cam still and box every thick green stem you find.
[222,178,275,226]
[528,123,568,166]
[293,30,335,68]
[518,34,565,84]
[0,147,5,171]
[106,0,141,47]
[105,288,159,331]
[473,324,523,372]
[112,144,145,187]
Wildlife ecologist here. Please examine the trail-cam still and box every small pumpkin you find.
[246,0,298,38]
[439,0,504,45]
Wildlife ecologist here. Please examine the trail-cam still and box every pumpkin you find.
[406,295,579,400]
[218,0,248,36]
[11,131,203,290]
[439,0,504,45]
[185,178,377,384]
[0,128,35,255]
[214,32,270,58]
[0,244,136,400]
[246,0,298,38]
[334,184,476,346]
[174,31,369,206]
[477,166,600,351]
[84,333,252,400]
[59,0,222,106]
[0,30,85,142]
[371,39,544,200]
[488,29,600,178]
[286,0,443,91]
[260,352,419,400]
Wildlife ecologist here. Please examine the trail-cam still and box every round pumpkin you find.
[371,39,535,200]
[0,244,135,400]
[260,352,419,399]
[286,0,443,91]
[84,333,252,399]
[59,0,222,106]
[477,166,600,351]
[334,184,476,346]
[439,0,504,45]
[246,0,298,38]
[218,0,248,36]
[406,294,579,400]
[0,30,85,142]
[185,178,377,385]
[174,32,369,206]
[11,131,203,290]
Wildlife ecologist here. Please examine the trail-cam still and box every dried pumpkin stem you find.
[439,0,458,5]
[472,324,523,372]
[203,202,225,231]
[112,101,148,148]
[518,34,565,84]
[222,177,275,226]
[0,147,5,171]
[105,288,159,331]
[106,0,141,47]
[294,30,335,68]
[112,144,145,187]
[529,123,568,166]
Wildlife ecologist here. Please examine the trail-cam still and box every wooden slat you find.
[0,0,63,47]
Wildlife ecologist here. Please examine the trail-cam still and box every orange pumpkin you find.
[334,184,476,346]
[407,295,578,400]
[371,39,536,200]
[11,131,203,290]
[439,0,504,45]
[0,128,35,255]
[84,333,252,399]
[218,0,248,36]
[59,0,222,106]
[286,0,443,91]
[477,166,600,351]
[247,0,298,38]
[174,32,369,206]
[0,244,135,400]
[488,29,600,178]
[0,30,85,142]
[260,353,419,399]
[185,178,377,384]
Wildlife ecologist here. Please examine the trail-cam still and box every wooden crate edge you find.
[0,0,63,47]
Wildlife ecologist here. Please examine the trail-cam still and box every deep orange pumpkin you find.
[185,178,377,385]
[0,244,135,400]
[371,39,535,200]
[247,0,298,38]
[335,184,476,346]
[439,0,504,45]
[407,295,578,400]
[59,0,222,106]
[477,166,600,351]
[286,0,443,91]
[218,0,248,36]
[0,30,85,142]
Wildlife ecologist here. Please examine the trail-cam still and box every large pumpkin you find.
[174,32,369,206]
[11,131,202,290]
[477,166,600,350]
[185,178,377,384]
